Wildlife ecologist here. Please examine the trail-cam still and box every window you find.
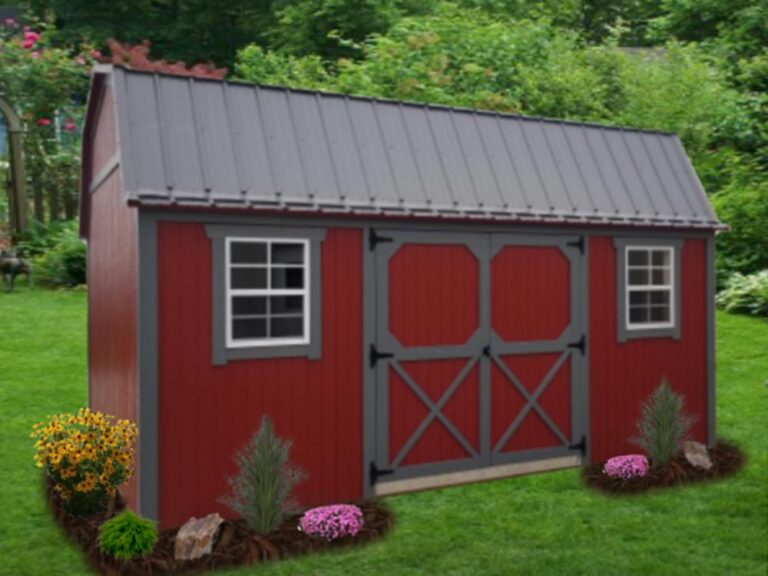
[226,238,309,347]
[625,247,674,329]
[614,238,682,342]
[206,225,326,364]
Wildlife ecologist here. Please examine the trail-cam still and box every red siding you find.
[156,223,362,529]
[87,168,139,509]
[589,236,708,462]
[86,82,139,509]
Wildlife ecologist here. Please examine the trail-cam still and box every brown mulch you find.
[582,439,746,495]
[47,484,394,576]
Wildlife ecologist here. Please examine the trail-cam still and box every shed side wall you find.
[87,169,138,509]
[588,236,708,462]
[156,222,362,529]
[86,81,138,509]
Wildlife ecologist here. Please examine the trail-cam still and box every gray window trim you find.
[614,237,682,342]
[205,224,326,364]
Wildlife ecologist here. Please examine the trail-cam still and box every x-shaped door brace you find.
[491,350,570,453]
[389,357,480,468]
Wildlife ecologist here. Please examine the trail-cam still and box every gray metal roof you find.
[101,65,721,229]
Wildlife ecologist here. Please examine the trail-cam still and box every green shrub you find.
[631,379,695,468]
[716,270,768,317]
[21,220,87,287]
[220,417,306,535]
[712,180,768,286]
[98,510,158,560]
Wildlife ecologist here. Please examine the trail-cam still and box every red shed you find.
[80,65,722,528]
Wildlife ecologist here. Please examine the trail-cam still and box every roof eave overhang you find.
[128,198,726,232]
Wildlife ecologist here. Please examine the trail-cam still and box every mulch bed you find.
[47,484,394,576]
[582,439,746,495]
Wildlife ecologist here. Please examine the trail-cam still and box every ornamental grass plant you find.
[31,408,138,516]
[632,379,695,468]
[221,416,306,535]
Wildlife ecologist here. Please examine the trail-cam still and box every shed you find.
[81,64,722,528]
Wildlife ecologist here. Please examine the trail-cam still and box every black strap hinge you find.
[369,229,393,251]
[567,334,586,356]
[567,236,585,255]
[569,435,587,454]
[369,343,394,368]
[369,461,395,486]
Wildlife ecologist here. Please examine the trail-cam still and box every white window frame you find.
[225,237,310,348]
[625,245,675,331]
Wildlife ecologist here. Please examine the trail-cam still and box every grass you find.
[1,288,766,575]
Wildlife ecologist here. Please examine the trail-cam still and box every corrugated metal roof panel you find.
[104,65,723,229]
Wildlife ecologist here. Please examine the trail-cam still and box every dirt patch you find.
[47,484,393,575]
[582,439,746,495]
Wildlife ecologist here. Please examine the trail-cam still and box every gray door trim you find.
[368,229,588,490]
[372,230,489,481]
[490,349,571,454]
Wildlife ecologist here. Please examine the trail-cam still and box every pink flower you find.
[603,454,649,480]
[298,504,364,541]
[36,118,51,127]
[74,55,86,65]
[63,119,77,132]
[22,30,40,49]
[31,50,40,58]
[3,18,17,27]
[91,50,102,59]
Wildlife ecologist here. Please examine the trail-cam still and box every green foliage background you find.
[3,0,767,291]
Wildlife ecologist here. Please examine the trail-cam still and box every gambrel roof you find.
[86,64,722,229]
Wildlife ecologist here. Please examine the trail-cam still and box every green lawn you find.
[1,289,766,575]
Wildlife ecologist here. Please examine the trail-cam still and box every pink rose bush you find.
[22,27,40,49]
[603,454,649,480]
[298,504,364,541]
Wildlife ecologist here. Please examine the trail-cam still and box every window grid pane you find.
[227,238,309,345]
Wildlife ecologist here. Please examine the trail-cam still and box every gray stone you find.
[683,441,712,470]
[174,513,225,561]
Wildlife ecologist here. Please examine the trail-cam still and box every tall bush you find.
[632,380,695,468]
[220,417,306,535]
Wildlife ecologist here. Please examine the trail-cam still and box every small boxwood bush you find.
[98,510,158,560]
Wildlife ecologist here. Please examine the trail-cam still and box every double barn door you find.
[369,230,587,492]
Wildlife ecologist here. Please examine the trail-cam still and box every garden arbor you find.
[0,94,26,234]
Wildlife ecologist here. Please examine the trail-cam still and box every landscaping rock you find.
[174,513,224,561]
[683,441,712,470]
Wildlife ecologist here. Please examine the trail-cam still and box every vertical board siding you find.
[156,223,362,529]
[389,244,479,347]
[588,236,708,462]
[491,246,570,342]
[88,171,139,508]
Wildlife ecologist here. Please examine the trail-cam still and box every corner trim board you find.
[137,212,159,521]
[706,234,716,446]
